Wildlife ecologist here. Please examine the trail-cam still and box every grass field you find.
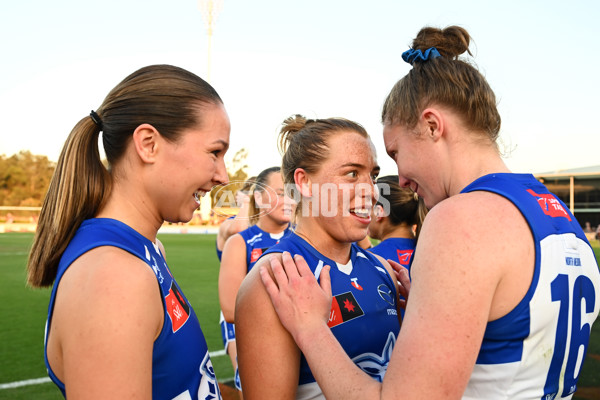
[1,232,599,399]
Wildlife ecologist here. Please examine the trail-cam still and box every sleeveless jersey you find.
[369,237,416,271]
[44,218,221,400]
[264,233,401,400]
[460,173,600,400]
[238,224,293,272]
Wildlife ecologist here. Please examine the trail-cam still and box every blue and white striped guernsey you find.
[263,232,401,400]
[461,173,600,400]
[45,218,221,400]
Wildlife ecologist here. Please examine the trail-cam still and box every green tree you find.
[210,147,249,208]
[0,151,56,207]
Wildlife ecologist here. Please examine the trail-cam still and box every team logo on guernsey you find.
[328,291,364,328]
[526,189,572,221]
[351,277,363,291]
[165,282,190,332]
[250,248,268,263]
[198,352,222,399]
[396,249,414,266]
[352,332,396,382]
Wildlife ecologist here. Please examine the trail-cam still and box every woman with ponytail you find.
[235,115,404,399]
[218,166,294,396]
[259,26,600,399]
[28,64,229,399]
[368,175,427,273]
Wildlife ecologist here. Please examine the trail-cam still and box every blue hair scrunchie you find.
[402,47,441,65]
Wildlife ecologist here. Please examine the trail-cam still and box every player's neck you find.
[381,223,415,242]
[256,216,288,234]
[294,219,352,264]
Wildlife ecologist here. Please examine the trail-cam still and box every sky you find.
[1,0,599,178]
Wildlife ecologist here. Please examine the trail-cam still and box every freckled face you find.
[307,131,379,243]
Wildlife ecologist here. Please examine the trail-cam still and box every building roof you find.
[535,165,600,179]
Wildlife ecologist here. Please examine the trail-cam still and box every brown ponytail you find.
[376,175,428,240]
[27,64,223,287]
[27,117,110,287]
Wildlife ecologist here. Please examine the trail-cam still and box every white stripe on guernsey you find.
[246,233,263,245]
[314,260,324,279]
[0,350,230,390]
[357,251,367,259]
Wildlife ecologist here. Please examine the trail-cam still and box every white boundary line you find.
[0,377,51,389]
[0,350,230,390]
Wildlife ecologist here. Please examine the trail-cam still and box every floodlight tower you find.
[198,0,224,223]
[198,0,224,82]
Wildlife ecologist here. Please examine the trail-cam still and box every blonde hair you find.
[247,167,280,225]
[27,65,223,287]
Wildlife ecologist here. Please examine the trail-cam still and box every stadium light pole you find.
[198,0,224,223]
[198,0,224,82]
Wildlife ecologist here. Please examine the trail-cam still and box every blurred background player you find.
[368,175,427,272]
[218,166,294,396]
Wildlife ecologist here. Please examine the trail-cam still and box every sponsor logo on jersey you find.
[396,249,414,266]
[526,189,572,221]
[377,284,395,306]
[328,291,364,328]
[165,282,190,333]
[250,248,267,263]
[351,277,363,291]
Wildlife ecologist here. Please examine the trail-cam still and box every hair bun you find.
[412,25,471,59]
[278,114,308,154]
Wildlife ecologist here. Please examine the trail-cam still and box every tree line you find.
[0,148,249,210]
[0,151,56,208]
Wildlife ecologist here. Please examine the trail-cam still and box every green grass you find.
[0,232,233,399]
[0,233,599,399]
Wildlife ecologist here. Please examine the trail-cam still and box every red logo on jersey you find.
[250,248,263,263]
[327,292,364,328]
[351,278,363,291]
[165,282,190,332]
[526,189,571,221]
[397,249,414,266]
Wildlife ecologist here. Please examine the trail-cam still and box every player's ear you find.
[132,124,160,163]
[375,204,385,220]
[294,168,312,198]
[420,108,444,142]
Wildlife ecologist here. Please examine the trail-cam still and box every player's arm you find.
[236,253,301,400]
[218,233,248,323]
[49,247,163,399]
[216,192,251,251]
